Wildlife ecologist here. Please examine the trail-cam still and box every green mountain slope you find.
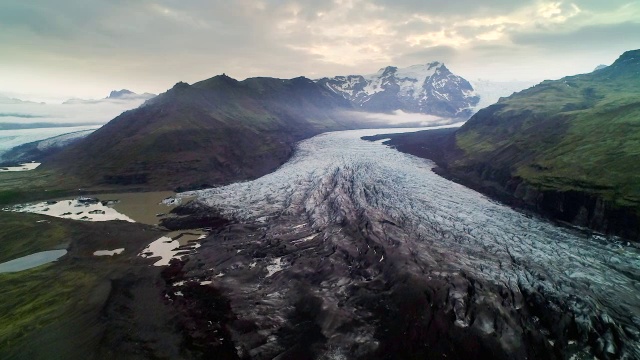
[44,75,359,190]
[451,49,640,238]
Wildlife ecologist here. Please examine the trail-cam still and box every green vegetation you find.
[43,74,357,190]
[0,169,77,206]
[0,211,162,357]
[0,213,94,350]
[455,50,640,208]
[0,265,98,350]
[0,213,69,263]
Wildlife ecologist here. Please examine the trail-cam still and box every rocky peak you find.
[316,61,479,118]
[107,89,135,99]
[613,49,640,65]
[380,66,399,77]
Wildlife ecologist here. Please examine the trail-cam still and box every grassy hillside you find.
[43,75,359,191]
[455,49,640,209]
[0,213,163,358]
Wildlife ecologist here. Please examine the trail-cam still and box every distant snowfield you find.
[469,79,536,111]
[9,198,134,222]
[0,125,101,156]
[0,96,148,125]
[0,94,148,157]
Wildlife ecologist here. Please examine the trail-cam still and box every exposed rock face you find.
[317,62,480,118]
[163,129,640,359]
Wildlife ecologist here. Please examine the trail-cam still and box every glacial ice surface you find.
[183,128,640,358]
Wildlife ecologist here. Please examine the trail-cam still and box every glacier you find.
[171,128,639,359]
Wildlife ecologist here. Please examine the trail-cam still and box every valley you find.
[146,129,640,359]
[1,124,639,359]
[372,50,640,241]
[3,1,640,358]
[0,47,638,359]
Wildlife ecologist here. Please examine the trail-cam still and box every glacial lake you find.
[0,249,67,273]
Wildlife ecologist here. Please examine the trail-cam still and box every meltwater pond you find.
[178,128,640,359]
[0,250,67,273]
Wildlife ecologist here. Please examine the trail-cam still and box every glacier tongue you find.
[175,128,639,359]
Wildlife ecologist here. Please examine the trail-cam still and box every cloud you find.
[0,97,148,126]
[512,21,640,51]
[394,46,458,66]
[0,0,638,98]
[343,110,461,127]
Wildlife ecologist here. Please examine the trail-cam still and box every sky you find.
[1,0,639,101]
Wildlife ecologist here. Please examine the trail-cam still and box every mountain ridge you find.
[43,75,364,190]
[317,61,480,118]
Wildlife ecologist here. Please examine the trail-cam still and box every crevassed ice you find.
[183,127,640,347]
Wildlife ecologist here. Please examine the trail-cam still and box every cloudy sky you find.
[1,0,639,101]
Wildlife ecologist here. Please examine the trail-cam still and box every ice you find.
[138,234,202,266]
[183,127,640,356]
[0,162,41,172]
[93,248,125,256]
[0,125,100,157]
[138,236,180,266]
[265,257,285,277]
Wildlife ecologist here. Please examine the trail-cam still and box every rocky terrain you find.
[160,129,640,360]
[317,62,480,118]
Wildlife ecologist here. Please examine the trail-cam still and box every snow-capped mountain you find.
[317,62,480,119]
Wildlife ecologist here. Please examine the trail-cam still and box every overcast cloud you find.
[1,0,639,100]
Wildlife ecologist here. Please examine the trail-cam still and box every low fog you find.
[0,95,151,128]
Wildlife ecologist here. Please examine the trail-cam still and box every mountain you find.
[317,62,480,118]
[594,64,608,71]
[106,89,156,100]
[0,95,43,105]
[44,75,368,190]
[107,89,136,98]
[63,90,155,104]
[374,49,640,240]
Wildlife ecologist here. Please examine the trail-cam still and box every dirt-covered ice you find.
[176,128,640,359]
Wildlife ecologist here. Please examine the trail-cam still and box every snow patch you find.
[0,162,41,172]
[93,248,124,256]
[139,236,180,266]
[265,257,285,277]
